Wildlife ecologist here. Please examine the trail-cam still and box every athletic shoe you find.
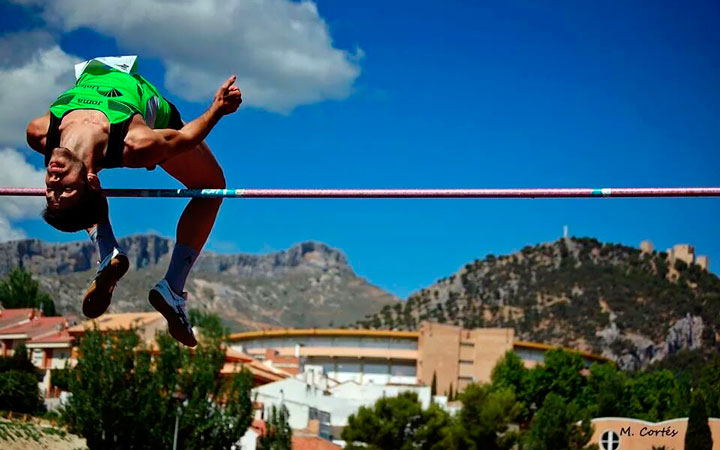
[148,279,197,347]
[82,248,129,319]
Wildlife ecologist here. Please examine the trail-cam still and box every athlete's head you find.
[42,147,107,232]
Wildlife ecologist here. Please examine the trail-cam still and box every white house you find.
[252,371,432,443]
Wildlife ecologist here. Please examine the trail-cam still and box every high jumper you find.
[25,56,242,347]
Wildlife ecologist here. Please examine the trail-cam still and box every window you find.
[364,361,390,374]
[309,337,333,347]
[32,349,43,367]
[309,408,331,425]
[336,359,361,374]
[391,339,418,350]
[390,361,417,377]
[516,349,545,363]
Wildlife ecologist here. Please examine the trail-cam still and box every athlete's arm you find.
[26,113,50,154]
[123,76,241,168]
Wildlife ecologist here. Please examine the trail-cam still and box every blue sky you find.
[0,1,718,298]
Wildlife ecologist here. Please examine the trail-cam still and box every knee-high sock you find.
[89,222,120,261]
[164,243,199,294]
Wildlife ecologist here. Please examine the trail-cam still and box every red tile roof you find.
[221,350,291,385]
[0,308,34,329]
[291,436,341,450]
[29,330,73,344]
[67,312,164,335]
[0,316,67,338]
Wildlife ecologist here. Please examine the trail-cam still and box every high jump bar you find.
[2,187,720,198]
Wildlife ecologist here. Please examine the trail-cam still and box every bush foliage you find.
[60,327,253,450]
[0,344,45,415]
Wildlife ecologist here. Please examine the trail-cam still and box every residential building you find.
[229,328,420,386]
[252,376,431,444]
[0,309,75,396]
[64,311,292,386]
[228,321,607,397]
[0,308,61,356]
[67,312,166,343]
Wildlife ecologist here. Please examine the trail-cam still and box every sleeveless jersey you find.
[45,65,173,168]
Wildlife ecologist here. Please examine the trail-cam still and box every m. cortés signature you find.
[619,425,679,438]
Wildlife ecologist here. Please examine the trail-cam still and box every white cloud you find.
[14,0,362,113]
[0,148,45,241]
[0,31,79,146]
[0,216,26,241]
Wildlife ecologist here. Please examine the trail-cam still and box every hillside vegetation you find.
[359,237,720,369]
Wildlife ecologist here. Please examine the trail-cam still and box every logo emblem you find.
[600,430,620,450]
[99,88,123,98]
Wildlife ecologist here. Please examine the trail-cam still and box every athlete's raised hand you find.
[212,75,242,116]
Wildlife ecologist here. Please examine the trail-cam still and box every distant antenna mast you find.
[563,225,569,239]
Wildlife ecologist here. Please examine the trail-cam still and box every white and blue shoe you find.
[83,248,129,318]
[148,279,197,347]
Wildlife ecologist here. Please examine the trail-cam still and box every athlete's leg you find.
[149,141,224,346]
[82,209,128,318]
[160,141,225,292]
[88,220,120,261]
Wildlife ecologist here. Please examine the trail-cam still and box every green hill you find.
[358,237,720,369]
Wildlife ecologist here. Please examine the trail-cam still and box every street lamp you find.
[171,392,187,450]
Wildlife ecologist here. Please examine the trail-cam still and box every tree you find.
[536,349,586,402]
[0,370,45,414]
[50,367,72,392]
[61,326,253,450]
[0,343,37,373]
[628,370,683,421]
[523,393,596,450]
[188,309,228,340]
[440,384,520,450]
[516,349,587,424]
[0,267,57,316]
[0,344,45,414]
[698,357,720,417]
[491,350,527,394]
[414,403,452,450]
[342,392,450,450]
[259,404,292,450]
[685,390,713,450]
[580,363,632,417]
[431,371,437,397]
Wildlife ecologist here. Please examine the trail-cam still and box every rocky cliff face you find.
[359,237,720,369]
[0,235,171,275]
[0,235,398,331]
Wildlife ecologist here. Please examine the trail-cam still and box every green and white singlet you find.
[45,57,178,168]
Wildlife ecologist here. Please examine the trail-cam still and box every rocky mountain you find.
[0,235,398,331]
[358,237,720,370]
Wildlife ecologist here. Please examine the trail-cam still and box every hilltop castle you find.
[640,240,709,271]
